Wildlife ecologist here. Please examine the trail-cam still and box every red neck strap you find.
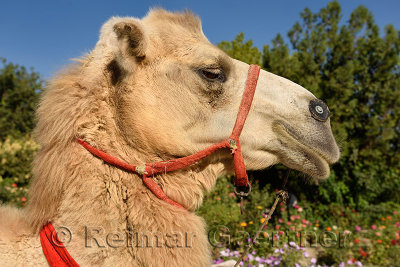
[40,223,79,267]
[78,64,261,209]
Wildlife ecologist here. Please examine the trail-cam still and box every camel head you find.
[88,9,339,182]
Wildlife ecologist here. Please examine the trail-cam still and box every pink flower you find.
[294,205,299,209]
[371,225,377,230]
[302,219,308,224]
[376,232,381,237]
[278,218,284,223]
[355,226,362,232]
[275,225,280,230]
[394,211,398,215]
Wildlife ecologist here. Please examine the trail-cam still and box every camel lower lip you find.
[273,122,330,179]
[279,122,331,163]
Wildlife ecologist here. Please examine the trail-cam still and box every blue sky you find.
[1,0,399,79]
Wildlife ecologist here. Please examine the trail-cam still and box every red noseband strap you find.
[229,64,260,187]
[78,64,261,209]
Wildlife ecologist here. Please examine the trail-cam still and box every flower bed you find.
[199,176,400,266]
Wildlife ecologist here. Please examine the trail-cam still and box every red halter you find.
[40,65,260,267]
[78,64,261,209]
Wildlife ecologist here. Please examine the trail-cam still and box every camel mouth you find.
[272,122,335,179]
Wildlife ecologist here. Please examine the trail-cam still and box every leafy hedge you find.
[0,136,39,206]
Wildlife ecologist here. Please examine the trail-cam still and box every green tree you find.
[0,58,42,140]
[218,33,262,65]
[0,59,42,205]
[219,1,400,208]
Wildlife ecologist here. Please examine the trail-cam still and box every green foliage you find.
[219,1,400,209]
[218,33,262,65]
[0,59,41,206]
[0,136,39,206]
[197,176,275,250]
[0,58,42,140]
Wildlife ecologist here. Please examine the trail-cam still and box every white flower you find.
[220,250,228,257]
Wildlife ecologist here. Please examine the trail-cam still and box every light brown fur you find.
[0,9,339,266]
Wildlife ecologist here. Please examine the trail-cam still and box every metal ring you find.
[234,183,252,197]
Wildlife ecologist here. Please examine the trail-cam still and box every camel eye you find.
[201,69,225,82]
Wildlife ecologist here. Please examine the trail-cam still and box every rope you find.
[234,170,290,267]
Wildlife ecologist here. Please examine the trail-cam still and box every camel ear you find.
[97,18,148,74]
[113,21,147,60]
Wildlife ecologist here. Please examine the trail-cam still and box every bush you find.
[0,136,39,206]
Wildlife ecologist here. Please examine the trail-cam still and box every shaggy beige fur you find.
[0,9,339,266]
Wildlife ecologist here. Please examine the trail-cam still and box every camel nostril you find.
[309,99,330,122]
